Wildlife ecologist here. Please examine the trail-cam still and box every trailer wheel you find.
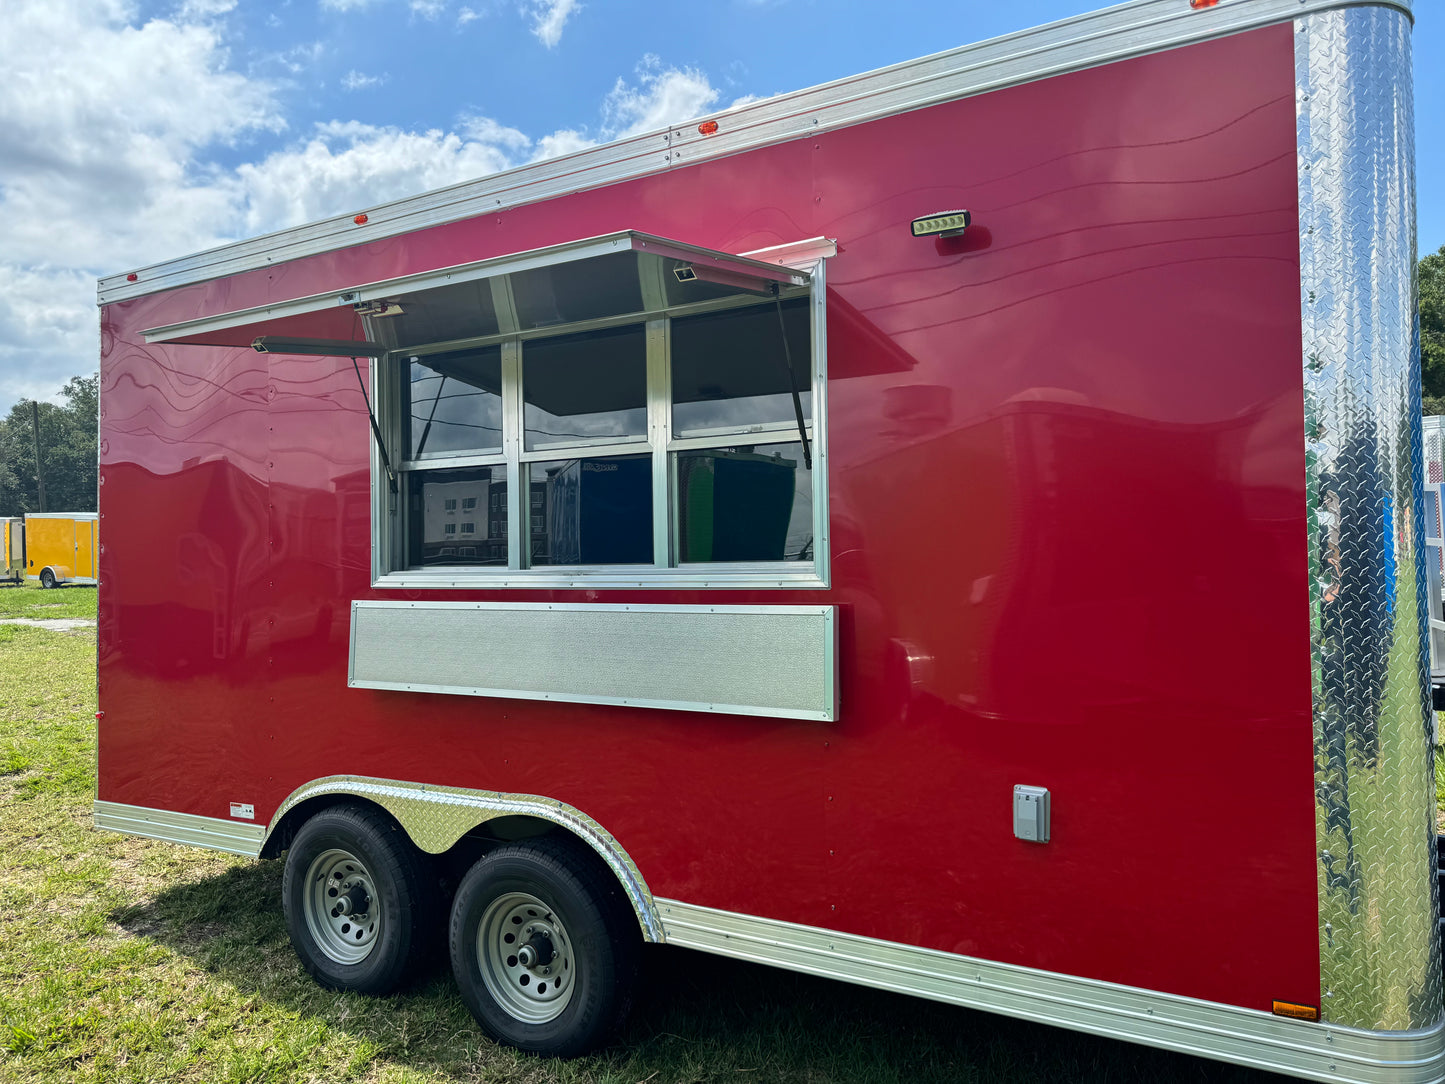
[282,804,437,995]
[38,568,56,589]
[449,836,639,1056]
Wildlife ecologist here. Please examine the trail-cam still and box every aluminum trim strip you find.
[266,776,662,941]
[98,0,1408,306]
[93,800,265,858]
[656,899,1445,1083]
[1296,7,1441,1031]
[348,600,839,721]
[139,231,809,343]
[370,570,830,590]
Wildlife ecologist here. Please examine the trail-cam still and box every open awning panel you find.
[158,306,364,350]
[142,231,812,355]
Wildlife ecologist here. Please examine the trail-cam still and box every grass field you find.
[0,597,1283,1082]
[0,581,98,621]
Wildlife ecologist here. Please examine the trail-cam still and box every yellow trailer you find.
[2,518,22,584]
[24,513,98,588]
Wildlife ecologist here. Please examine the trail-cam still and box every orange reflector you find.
[354,213,369,225]
[698,120,719,136]
[1190,0,1220,7]
[1272,1001,1319,1021]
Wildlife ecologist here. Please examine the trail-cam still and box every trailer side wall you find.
[99,25,1317,1013]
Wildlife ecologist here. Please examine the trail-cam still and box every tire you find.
[38,568,56,589]
[449,835,640,1056]
[282,804,438,995]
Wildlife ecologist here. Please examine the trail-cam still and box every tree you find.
[1423,245,1445,415]
[0,374,98,517]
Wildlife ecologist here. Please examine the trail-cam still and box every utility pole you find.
[30,399,46,513]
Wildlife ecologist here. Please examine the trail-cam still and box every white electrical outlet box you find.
[1013,785,1050,843]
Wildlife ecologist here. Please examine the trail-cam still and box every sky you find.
[0,0,1440,413]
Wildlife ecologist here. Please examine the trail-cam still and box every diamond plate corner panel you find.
[1298,6,1441,1030]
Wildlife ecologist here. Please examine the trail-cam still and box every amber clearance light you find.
[1271,1001,1319,1022]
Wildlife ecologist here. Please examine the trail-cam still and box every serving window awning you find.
[142,231,815,353]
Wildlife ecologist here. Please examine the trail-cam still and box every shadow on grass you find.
[111,860,1276,1084]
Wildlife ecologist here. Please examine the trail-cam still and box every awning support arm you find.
[352,355,398,495]
[773,288,812,470]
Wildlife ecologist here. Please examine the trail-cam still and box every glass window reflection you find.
[523,325,647,451]
[671,299,810,437]
[528,455,652,566]
[405,347,503,459]
[676,442,812,563]
[407,466,507,567]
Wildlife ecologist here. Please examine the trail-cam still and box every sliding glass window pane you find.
[404,347,503,459]
[523,325,647,451]
[406,466,507,567]
[676,442,813,563]
[528,455,652,566]
[671,298,810,437]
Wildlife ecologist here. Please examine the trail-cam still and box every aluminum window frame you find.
[372,256,829,590]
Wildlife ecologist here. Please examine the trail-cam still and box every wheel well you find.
[262,801,647,936]
[260,792,393,858]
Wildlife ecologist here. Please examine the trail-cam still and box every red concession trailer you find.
[95,0,1439,1078]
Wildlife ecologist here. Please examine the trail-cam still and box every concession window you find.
[142,232,838,718]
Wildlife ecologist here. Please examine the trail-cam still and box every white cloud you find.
[532,129,592,160]
[409,0,446,16]
[456,5,482,25]
[178,0,238,17]
[528,0,578,48]
[234,119,529,234]
[254,40,326,76]
[319,0,378,10]
[341,69,386,90]
[0,0,281,406]
[0,0,732,412]
[603,55,718,138]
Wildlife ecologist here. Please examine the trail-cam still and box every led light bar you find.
[910,210,971,238]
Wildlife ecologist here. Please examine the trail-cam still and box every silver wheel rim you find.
[476,891,575,1023]
[302,848,383,964]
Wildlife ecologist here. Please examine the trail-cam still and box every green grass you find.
[0,581,98,621]
[0,622,1274,1084]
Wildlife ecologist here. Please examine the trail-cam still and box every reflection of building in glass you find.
[421,477,505,562]
[678,449,800,562]
[528,482,548,561]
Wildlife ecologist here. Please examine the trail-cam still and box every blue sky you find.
[0,0,1438,411]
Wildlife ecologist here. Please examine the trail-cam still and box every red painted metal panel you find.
[98,24,1314,1012]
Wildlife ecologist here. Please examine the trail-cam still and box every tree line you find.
[1423,245,1445,415]
[0,374,98,517]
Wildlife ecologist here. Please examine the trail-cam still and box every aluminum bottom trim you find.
[656,899,1445,1084]
[93,801,264,858]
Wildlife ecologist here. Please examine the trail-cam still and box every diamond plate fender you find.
[264,776,663,941]
[1298,5,1442,1031]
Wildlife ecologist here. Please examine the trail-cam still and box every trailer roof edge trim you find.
[97,0,1410,306]
[140,231,817,348]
